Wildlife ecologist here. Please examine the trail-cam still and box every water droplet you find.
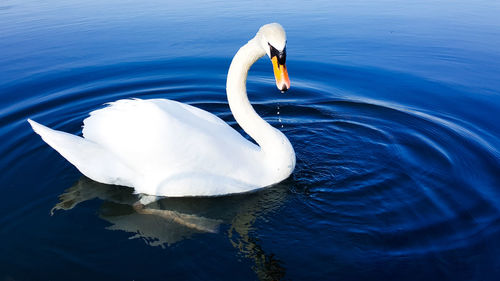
[277,102,284,128]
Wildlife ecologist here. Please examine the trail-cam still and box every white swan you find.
[28,23,295,197]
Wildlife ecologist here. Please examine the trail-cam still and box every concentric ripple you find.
[1,58,500,280]
[286,65,500,262]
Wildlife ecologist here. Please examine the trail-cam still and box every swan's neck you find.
[226,37,295,175]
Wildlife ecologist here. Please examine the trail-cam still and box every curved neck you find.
[226,36,296,181]
[226,38,277,152]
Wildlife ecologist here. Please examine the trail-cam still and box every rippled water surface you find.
[1,0,500,280]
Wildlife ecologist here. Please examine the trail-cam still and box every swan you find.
[28,23,295,197]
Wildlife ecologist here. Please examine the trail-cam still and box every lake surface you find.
[1,0,500,280]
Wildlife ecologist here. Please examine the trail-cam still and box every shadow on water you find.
[52,176,289,280]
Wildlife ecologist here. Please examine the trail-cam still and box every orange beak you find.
[272,56,290,92]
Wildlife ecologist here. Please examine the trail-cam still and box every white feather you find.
[28,23,295,197]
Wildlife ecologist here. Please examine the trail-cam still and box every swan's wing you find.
[82,99,260,195]
[28,119,139,188]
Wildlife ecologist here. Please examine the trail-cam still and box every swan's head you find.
[257,23,290,92]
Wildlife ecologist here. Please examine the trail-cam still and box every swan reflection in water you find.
[52,176,289,280]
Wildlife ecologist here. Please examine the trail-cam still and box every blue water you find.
[1,0,500,280]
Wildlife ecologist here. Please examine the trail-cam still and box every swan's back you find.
[82,99,263,195]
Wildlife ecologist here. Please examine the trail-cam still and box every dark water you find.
[1,0,500,280]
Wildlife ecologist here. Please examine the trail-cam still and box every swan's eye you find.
[268,43,286,65]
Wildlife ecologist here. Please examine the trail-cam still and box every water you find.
[1,0,500,280]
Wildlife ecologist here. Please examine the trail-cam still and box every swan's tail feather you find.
[27,119,138,187]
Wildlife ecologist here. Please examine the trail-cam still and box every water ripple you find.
[1,58,500,271]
